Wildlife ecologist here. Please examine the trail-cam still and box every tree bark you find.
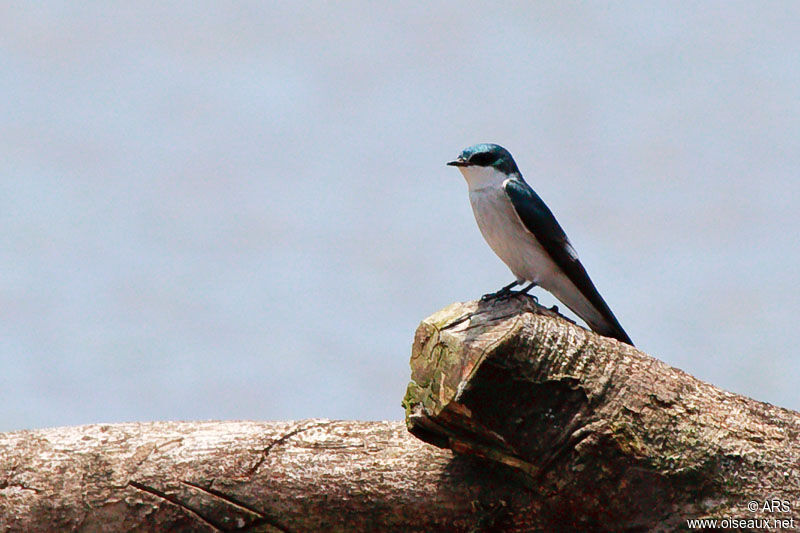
[0,419,542,532]
[3,298,799,532]
[403,297,800,530]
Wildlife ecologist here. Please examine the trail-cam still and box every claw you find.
[481,288,513,301]
[481,290,507,301]
[481,280,521,301]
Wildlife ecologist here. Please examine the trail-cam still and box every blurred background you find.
[2,3,799,431]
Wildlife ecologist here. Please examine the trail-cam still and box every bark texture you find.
[403,296,800,530]
[0,419,541,532]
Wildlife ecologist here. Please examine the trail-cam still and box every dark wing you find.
[503,178,633,345]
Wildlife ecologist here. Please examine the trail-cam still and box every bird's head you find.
[447,143,520,189]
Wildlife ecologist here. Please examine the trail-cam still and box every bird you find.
[448,143,633,346]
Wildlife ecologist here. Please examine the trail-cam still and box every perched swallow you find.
[448,143,633,345]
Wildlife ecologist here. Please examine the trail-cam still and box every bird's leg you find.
[517,281,538,302]
[519,281,537,294]
[481,280,521,301]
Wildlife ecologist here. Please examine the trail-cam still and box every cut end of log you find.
[402,296,613,471]
[402,297,800,528]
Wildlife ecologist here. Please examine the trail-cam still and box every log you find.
[403,296,800,530]
[0,419,541,532]
[3,297,799,531]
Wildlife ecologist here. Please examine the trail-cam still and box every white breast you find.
[468,183,559,285]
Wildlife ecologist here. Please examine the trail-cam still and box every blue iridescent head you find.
[447,143,520,175]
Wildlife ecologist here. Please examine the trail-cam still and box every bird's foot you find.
[481,287,513,301]
[514,281,539,302]
[524,293,539,304]
[481,280,539,302]
[481,290,539,303]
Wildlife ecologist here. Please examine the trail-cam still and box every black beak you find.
[447,158,469,167]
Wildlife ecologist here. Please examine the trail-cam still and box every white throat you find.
[457,165,512,191]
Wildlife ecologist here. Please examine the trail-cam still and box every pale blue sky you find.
[2,2,799,430]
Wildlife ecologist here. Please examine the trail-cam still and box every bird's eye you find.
[468,152,498,166]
